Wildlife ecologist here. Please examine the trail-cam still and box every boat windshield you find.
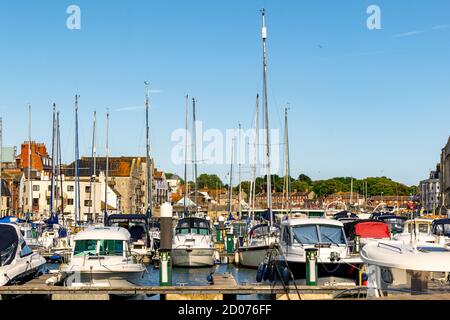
[381,218,405,233]
[74,239,124,256]
[176,219,210,235]
[292,224,346,245]
[408,223,430,234]
[433,223,450,237]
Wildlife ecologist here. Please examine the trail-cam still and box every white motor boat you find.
[172,217,216,267]
[361,240,450,297]
[0,223,47,286]
[61,226,146,286]
[393,219,435,245]
[275,218,362,281]
[237,223,280,268]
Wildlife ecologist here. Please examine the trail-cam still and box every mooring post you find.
[218,215,225,244]
[159,202,173,288]
[305,248,318,286]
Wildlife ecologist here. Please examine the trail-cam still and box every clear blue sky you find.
[0,0,449,186]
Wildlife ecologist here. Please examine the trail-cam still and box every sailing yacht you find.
[172,216,216,267]
[0,223,46,286]
[238,9,280,268]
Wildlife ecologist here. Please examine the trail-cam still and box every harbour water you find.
[45,263,270,300]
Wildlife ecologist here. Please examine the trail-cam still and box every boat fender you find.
[267,263,275,282]
[281,267,290,284]
[256,263,265,282]
[262,262,270,281]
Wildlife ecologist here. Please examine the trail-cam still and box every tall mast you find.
[74,95,80,225]
[261,9,273,226]
[192,97,198,214]
[105,110,109,216]
[183,94,189,216]
[89,111,96,219]
[283,107,292,214]
[57,111,64,225]
[238,123,242,217]
[28,105,32,218]
[228,138,234,215]
[50,104,56,216]
[250,94,259,221]
[145,82,152,216]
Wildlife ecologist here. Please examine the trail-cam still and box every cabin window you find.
[292,225,319,244]
[0,240,17,267]
[418,224,429,234]
[74,240,98,256]
[19,239,33,258]
[98,240,123,256]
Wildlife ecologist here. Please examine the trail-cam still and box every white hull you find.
[172,248,215,267]
[238,245,269,268]
[0,253,46,286]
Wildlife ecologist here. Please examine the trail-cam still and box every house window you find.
[85,186,91,193]
[84,200,92,207]
[67,198,74,205]
[32,185,39,191]
[67,185,74,192]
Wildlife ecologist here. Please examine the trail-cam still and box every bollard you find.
[218,215,225,243]
[215,223,222,242]
[354,235,361,253]
[305,248,318,286]
[159,202,173,286]
[226,233,235,254]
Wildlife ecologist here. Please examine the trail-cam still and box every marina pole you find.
[159,202,173,287]
[50,104,56,217]
[74,95,80,226]
[238,123,242,218]
[192,98,198,215]
[104,110,109,221]
[0,117,2,216]
[28,105,32,220]
[145,82,152,217]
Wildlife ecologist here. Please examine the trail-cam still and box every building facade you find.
[419,168,441,213]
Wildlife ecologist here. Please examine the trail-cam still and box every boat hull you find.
[276,259,361,281]
[171,248,215,267]
[63,267,146,286]
[238,245,270,268]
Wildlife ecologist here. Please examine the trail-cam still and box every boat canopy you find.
[0,216,26,224]
[354,222,390,239]
[432,219,450,236]
[0,223,19,267]
[333,210,358,220]
[74,227,130,241]
[248,223,280,237]
[106,214,148,226]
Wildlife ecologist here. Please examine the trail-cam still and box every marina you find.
[0,1,449,308]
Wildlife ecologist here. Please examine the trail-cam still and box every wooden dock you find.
[0,273,357,300]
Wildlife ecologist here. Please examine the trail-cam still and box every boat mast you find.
[238,123,242,218]
[192,97,198,215]
[261,9,273,226]
[50,104,56,217]
[228,138,234,216]
[250,94,259,221]
[74,95,80,226]
[28,105,32,219]
[184,94,189,216]
[145,82,152,216]
[89,111,96,220]
[104,110,109,217]
[57,111,64,225]
[283,107,292,214]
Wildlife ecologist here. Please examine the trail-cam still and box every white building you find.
[22,171,120,223]
[419,169,441,213]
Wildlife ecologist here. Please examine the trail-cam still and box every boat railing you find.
[377,242,403,253]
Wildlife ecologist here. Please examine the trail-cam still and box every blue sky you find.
[0,0,449,186]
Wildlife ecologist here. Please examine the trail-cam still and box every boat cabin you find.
[375,215,407,235]
[280,218,347,248]
[175,217,211,235]
[72,227,132,259]
[106,214,150,247]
